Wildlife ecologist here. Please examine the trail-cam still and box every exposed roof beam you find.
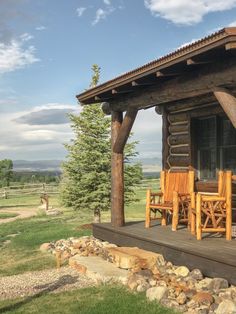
[112,89,133,95]
[186,58,211,65]
[156,71,180,77]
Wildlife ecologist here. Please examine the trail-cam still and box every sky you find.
[1,0,236,161]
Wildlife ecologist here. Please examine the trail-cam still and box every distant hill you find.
[13,157,162,173]
[13,160,62,172]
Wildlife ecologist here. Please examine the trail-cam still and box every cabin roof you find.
[77,27,236,105]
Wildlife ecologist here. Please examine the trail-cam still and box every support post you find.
[162,108,170,170]
[111,111,124,227]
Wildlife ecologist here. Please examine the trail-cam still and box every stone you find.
[127,273,147,291]
[40,243,51,252]
[190,269,204,281]
[69,255,128,284]
[208,278,229,291]
[107,247,164,270]
[137,282,150,292]
[177,292,187,305]
[174,266,190,277]
[195,278,213,291]
[46,209,62,216]
[146,286,168,302]
[215,300,236,314]
[161,298,180,309]
[135,269,153,279]
[192,292,214,305]
[149,279,157,287]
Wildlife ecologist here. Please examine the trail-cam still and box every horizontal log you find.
[108,57,236,111]
[168,134,190,146]
[101,102,111,115]
[167,156,190,167]
[169,124,189,134]
[168,113,188,124]
[170,145,189,155]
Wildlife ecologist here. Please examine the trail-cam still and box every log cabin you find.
[77,28,236,284]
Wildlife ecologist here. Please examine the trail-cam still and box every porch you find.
[93,220,236,285]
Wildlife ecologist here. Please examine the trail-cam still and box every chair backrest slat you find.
[161,171,194,203]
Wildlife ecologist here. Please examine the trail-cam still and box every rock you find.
[107,247,164,270]
[215,300,236,314]
[135,269,153,279]
[190,269,204,281]
[149,279,157,287]
[208,278,229,291]
[40,243,51,252]
[127,273,147,291]
[161,298,180,309]
[137,282,150,292]
[46,209,62,216]
[177,292,187,305]
[174,266,190,277]
[146,286,168,302]
[196,278,213,291]
[192,292,214,305]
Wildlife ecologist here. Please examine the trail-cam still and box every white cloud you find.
[20,33,34,42]
[144,0,236,25]
[178,38,199,49]
[35,26,46,31]
[92,7,115,25]
[103,0,111,5]
[229,20,236,26]
[0,103,78,159]
[77,7,86,17]
[0,36,39,74]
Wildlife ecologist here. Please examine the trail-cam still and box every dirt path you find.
[0,208,37,224]
[0,266,95,300]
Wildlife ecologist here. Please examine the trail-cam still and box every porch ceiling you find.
[77,28,236,105]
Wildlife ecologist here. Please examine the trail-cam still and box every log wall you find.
[163,101,236,222]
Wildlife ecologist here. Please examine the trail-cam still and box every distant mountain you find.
[13,160,62,172]
[13,157,162,173]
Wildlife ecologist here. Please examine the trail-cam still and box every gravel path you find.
[0,208,37,224]
[0,267,95,300]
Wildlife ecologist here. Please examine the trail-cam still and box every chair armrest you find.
[150,191,163,197]
[200,195,226,202]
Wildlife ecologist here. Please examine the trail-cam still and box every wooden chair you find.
[145,170,195,231]
[194,171,232,241]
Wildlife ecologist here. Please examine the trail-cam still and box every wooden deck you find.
[93,221,236,285]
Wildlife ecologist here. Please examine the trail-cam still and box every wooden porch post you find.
[111,111,124,227]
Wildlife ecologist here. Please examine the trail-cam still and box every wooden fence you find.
[0,183,59,199]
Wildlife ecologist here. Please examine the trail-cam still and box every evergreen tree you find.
[61,65,142,222]
[0,159,13,187]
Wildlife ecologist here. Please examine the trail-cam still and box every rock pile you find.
[40,236,236,314]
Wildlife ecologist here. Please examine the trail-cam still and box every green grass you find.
[0,212,19,219]
[0,179,159,276]
[0,285,176,314]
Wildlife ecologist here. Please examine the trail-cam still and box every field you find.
[0,179,172,314]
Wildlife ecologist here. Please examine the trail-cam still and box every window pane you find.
[199,149,217,180]
[222,147,236,173]
[198,117,216,148]
[221,118,236,146]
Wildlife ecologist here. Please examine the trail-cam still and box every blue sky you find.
[1,0,236,161]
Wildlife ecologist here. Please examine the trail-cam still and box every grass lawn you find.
[0,285,176,314]
[0,212,19,219]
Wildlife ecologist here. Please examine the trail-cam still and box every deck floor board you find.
[93,221,236,284]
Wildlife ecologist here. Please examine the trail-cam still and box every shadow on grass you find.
[0,274,79,313]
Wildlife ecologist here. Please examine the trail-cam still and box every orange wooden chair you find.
[194,170,232,241]
[145,170,195,231]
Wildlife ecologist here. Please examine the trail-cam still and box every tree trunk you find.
[93,209,101,223]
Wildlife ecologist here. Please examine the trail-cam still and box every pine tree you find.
[61,65,142,222]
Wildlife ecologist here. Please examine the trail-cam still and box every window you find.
[195,115,236,180]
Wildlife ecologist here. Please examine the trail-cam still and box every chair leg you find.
[172,191,179,231]
[145,189,151,228]
[191,193,196,235]
[226,200,232,241]
[161,210,167,226]
[196,194,202,240]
